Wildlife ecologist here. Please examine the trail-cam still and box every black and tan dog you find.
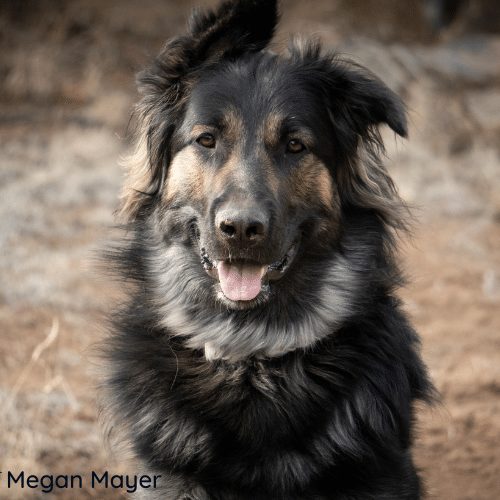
[103,0,434,498]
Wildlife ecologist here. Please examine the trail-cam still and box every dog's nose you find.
[216,210,268,245]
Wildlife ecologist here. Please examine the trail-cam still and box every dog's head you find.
[119,0,408,357]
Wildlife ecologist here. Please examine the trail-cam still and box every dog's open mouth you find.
[201,244,297,302]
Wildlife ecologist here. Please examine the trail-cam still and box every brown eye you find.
[286,139,305,154]
[196,133,216,149]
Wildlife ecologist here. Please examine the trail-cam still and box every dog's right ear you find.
[120,0,279,220]
[187,0,279,62]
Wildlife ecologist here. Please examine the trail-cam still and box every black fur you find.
[103,1,435,498]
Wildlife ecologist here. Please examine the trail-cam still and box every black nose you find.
[216,210,268,246]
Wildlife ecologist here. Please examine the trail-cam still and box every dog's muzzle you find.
[201,243,298,302]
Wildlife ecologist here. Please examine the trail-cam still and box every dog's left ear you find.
[289,43,408,228]
[327,64,408,152]
[120,0,279,220]
[290,42,406,144]
[330,64,410,230]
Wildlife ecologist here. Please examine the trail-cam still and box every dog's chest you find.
[161,358,330,482]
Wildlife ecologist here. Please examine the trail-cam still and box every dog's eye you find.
[286,139,305,154]
[196,133,216,149]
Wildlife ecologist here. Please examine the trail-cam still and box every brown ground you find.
[1,1,499,498]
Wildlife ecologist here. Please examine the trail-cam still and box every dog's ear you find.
[323,61,407,158]
[188,0,279,62]
[120,0,279,220]
[328,61,409,229]
[289,41,406,153]
[290,42,408,229]
[328,62,409,229]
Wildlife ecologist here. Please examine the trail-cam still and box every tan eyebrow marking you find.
[261,113,315,148]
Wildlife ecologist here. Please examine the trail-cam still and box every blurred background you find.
[1,0,499,498]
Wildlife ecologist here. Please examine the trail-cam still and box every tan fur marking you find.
[119,135,151,220]
[303,159,340,233]
[261,113,315,150]
[191,124,214,137]
[189,107,243,143]
[163,148,204,205]
[287,157,340,234]
[290,159,334,207]
[221,107,245,143]
[261,113,284,147]
[315,166,337,210]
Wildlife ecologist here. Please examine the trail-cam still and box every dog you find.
[103,0,435,498]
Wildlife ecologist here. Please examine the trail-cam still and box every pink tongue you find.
[217,261,266,301]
